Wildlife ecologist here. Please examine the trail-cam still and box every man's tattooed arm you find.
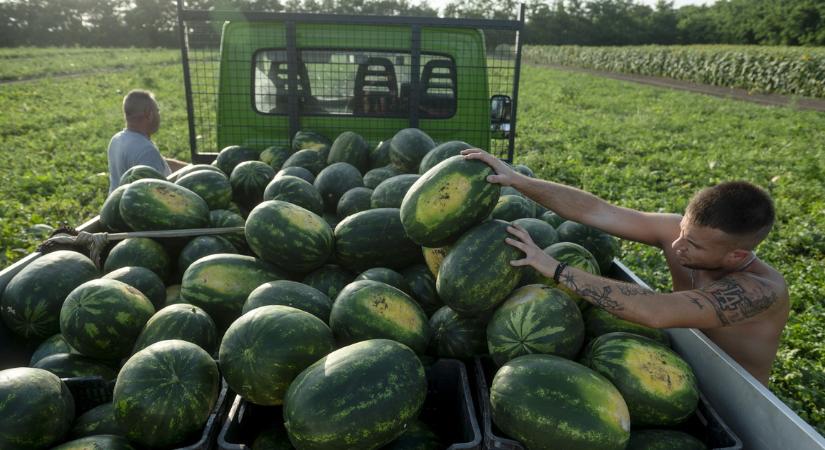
[560,270,651,311]
[699,277,779,326]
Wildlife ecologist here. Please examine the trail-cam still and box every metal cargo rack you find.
[175,0,524,163]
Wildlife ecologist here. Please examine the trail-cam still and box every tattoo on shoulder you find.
[702,277,778,326]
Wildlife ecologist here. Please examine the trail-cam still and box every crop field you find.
[0,48,823,434]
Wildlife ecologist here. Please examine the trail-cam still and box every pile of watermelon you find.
[0,127,705,450]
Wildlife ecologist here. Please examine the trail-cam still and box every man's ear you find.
[726,248,751,265]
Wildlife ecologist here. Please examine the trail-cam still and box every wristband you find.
[553,262,568,284]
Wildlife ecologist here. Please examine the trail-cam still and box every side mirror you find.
[490,95,511,139]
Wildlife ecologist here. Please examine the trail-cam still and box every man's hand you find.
[504,224,559,278]
[461,148,523,187]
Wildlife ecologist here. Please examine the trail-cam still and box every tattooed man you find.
[464,149,789,385]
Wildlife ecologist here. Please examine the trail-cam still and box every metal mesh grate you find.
[177,2,523,163]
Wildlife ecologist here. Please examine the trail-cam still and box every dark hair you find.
[686,181,775,248]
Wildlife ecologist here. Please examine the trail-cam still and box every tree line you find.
[1,0,823,48]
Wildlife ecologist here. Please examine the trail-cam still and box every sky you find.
[423,0,717,13]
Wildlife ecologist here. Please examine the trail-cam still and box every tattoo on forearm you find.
[704,278,778,326]
[617,284,655,296]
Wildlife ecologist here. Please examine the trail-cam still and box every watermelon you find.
[487,285,584,365]
[114,340,220,448]
[282,149,326,175]
[177,235,238,276]
[292,130,332,154]
[276,166,315,184]
[323,211,341,229]
[418,140,474,174]
[165,284,183,306]
[68,403,123,439]
[252,420,293,449]
[539,210,565,228]
[626,429,707,450]
[230,160,276,209]
[535,242,601,309]
[436,220,523,316]
[103,237,171,282]
[400,155,500,247]
[33,353,118,380]
[119,179,210,231]
[330,280,430,354]
[60,279,155,360]
[428,305,488,358]
[100,185,130,232]
[371,174,420,209]
[328,131,369,173]
[220,305,335,405]
[557,221,620,274]
[355,267,410,294]
[491,354,630,450]
[176,169,232,210]
[209,209,248,251]
[369,140,392,169]
[243,280,333,323]
[401,264,443,316]
[132,303,217,354]
[334,208,421,271]
[0,367,75,450]
[583,332,699,426]
[389,128,436,173]
[363,165,401,189]
[30,333,75,366]
[383,419,443,449]
[511,217,559,249]
[180,253,288,331]
[490,194,535,221]
[245,200,333,273]
[337,186,373,219]
[170,163,225,182]
[584,306,670,346]
[102,266,166,309]
[1,250,98,340]
[500,186,524,198]
[302,264,356,300]
[533,201,548,218]
[283,339,427,449]
[52,435,135,450]
[315,162,364,212]
[119,164,165,186]
[260,145,293,170]
[263,174,324,215]
[215,145,261,176]
[422,245,451,278]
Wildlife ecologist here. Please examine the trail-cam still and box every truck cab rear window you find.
[253,49,456,118]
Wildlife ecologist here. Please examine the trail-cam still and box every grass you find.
[0,48,823,435]
[0,47,181,81]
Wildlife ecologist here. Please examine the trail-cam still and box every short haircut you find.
[122,89,156,120]
[685,181,775,249]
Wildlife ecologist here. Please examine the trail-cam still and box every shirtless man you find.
[463,148,789,385]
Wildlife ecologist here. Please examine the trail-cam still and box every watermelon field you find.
[0,46,824,442]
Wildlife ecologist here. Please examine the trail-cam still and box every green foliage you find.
[525,44,825,99]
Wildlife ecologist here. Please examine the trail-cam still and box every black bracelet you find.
[553,262,568,284]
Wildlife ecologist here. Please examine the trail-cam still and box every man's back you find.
[107,129,170,193]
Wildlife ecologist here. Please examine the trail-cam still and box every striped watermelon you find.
[52,435,135,450]
[401,264,443,316]
[292,130,332,154]
[539,210,565,228]
[119,164,165,186]
[557,221,620,274]
[170,163,224,182]
[329,280,430,354]
[389,128,435,173]
[540,241,601,309]
[511,217,559,249]
[626,429,707,450]
[60,278,155,360]
[33,353,118,381]
[29,333,75,366]
[328,131,369,173]
[418,141,474,174]
[302,264,356,300]
[0,367,75,450]
[490,354,630,450]
[283,339,427,449]
[119,179,210,231]
[369,140,392,169]
[176,169,232,210]
[337,187,373,219]
[282,149,326,176]
[428,305,488,358]
[68,403,122,439]
[215,145,261,176]
[132,303,217,355]
[371,174,420,209]
[219,305,335,405]
[102,266,166,309]
[355,267,410,294]
[177,235,238,277]
[103,237,171,282]
[100,185,130,232]
[314,162,364,212]
[363,165,401,189]
[584,306,670,346]
[334,208,421,272]
[230,160,276,210]
[490,194,535,221]
[263,175,324,215]
[276,166,315,184]
[260,145,293,170]
[243,280,332,323]
[209,209,247,251]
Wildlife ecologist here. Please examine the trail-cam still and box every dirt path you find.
[532,63,825,113]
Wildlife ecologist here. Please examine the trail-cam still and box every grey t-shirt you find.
[107,129,171,193]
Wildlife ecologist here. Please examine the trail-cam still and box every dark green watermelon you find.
[428,305,488,358]
[537,242,601,309]
[557,221,620,274]
[539,211,566,229]
[119,179,210,231]
[369,140,392,169]
[314,162,364,212]
[364,165,401,189]
[0,367,75,450]
[243,280,332,323]
[215,145,261,176]
[355,267,410,294]
[132,303,217,354]
[302,264,356,300]
[252,420,294,449]
[177,235,238,276]
[389,128,436,173]
[33,353,118,381]
[102,266,166,309]
[513,164,535,177]
[334,208,421,272]
[400,155,500,247]
[113,339,220,448]
[119,164,165,186]
[436,220,523,316]
[401,264,443,316]
[246,200,333,273]
[264,174,324,215]
[282,149,326,176]
[260,145,293,170]
[626,429,707,450]
[220,305,335,405]
[176,169,232,210]
[29,333,75,366]
[511,217,559,249]
[371,174,420,209]
[418,141,474,174]
[328,131,369,173]
[100,185,130,232]
[584,306,670,346]
[170,163,225,182]
[490,194,535,221]
[283,339,427,449]
[231,160,276,210]
[337,187,373,219]
[209,209,248,251]
[1,250,99,341]
[103,237,171,282]
[52,434,135,450]
[292,130,332,155]
[382,419,443,449]
[68,403,123,439]
[60,278,155,360]
[276,166,315,184]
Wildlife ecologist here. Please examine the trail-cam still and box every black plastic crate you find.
[218,358,481,449]
[473,356,742,450]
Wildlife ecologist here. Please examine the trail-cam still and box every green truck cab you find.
[175,2,524,163]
